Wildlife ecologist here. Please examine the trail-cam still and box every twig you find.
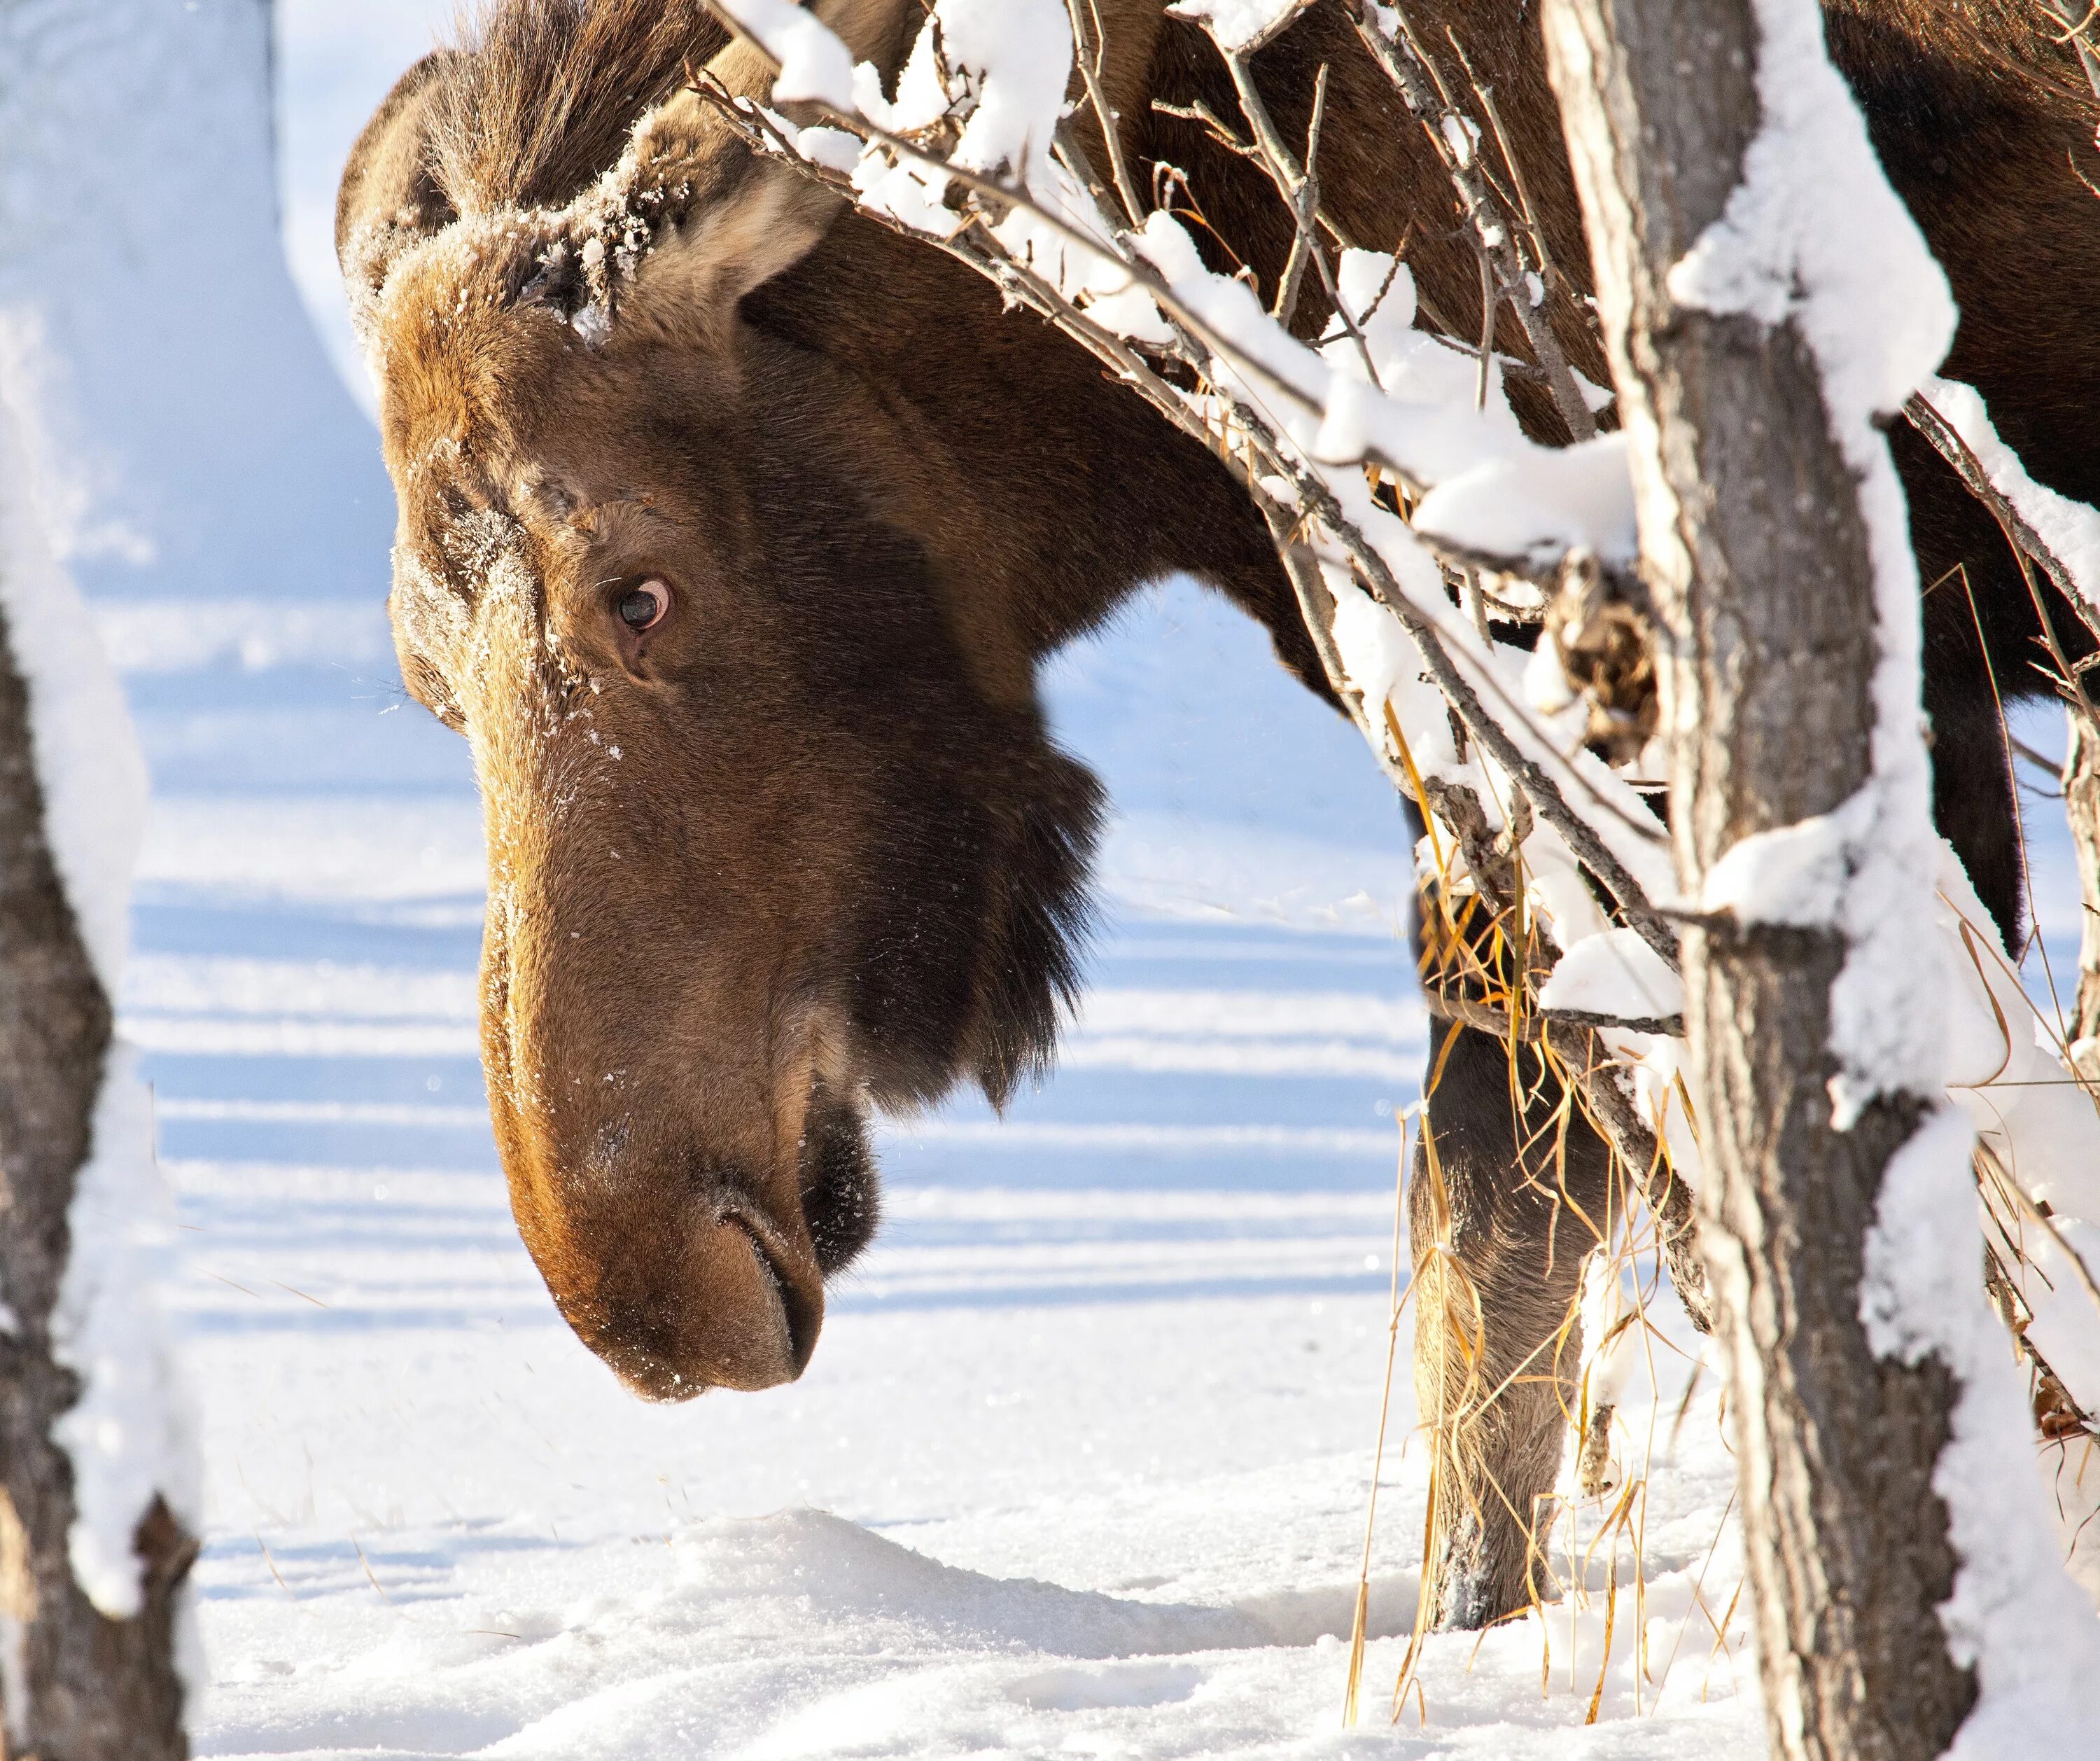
[1274,61,1333,326]
[1063,0,1145,226]
[1460,50,1559,291]
[1231,0,1320,55]
[1152,95,1262,158]
[1422,989,1684,1040]
[2012,734,2065,773]
[1422,973,1710,1327]
[1151,95,1366,258]
[1546,1026,1712,1336]
[1903,391,2100,646]
[2038,0,2100,102]
[1347,0,1597,443]
[1205,42,1376,368]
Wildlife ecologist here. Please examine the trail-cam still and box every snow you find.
[48,1048,194,1619]
[722,0,860,110]
[1166,0,1308,54]
[1409,433,1639,574]
[1119,214,1646,577]
[1536,926,1683,1024]
[1699,802,1854,927]
[886,0,1072,185]
[1921,375,2100,618]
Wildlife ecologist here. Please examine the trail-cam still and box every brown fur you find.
[341,0,2100,1616]
[425,0,727,212]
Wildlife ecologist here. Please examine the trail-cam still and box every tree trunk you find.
[0,594,190,1756]
[1541,2,1975,1757]
[2064,713,2100,1076]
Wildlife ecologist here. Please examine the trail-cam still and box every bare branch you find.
[1422,988,1684,1040]
[2037,0,2100,103]
[1063,0,1146,226]
[1347,0,1599,443]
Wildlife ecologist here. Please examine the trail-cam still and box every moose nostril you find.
[726,1213,822,1377]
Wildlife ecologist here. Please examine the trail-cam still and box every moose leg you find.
[1410,1017,1616,1629]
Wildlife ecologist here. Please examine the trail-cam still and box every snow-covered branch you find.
[701,0,1674,965]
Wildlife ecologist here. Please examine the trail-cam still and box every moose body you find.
[340,0,2100,1627]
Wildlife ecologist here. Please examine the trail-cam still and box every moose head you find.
[337,0,1312,1399]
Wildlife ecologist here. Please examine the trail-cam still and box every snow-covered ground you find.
[132,547,1773,1755]
[41,2,2075,1753]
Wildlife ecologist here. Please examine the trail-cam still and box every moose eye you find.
[616,580,670,633]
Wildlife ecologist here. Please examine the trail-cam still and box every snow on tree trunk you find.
[0,417,190,1748]
[1546,0,2100,1755]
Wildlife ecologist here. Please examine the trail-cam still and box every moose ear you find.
[611,0,922,336]
[337,50,462,356]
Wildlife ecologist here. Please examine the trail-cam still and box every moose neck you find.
[742,216,1335,707]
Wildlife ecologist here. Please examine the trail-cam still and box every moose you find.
[338,0,2100,1628]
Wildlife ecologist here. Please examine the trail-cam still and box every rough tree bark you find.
[1541,2,1975,1757]
[2065,717,2100,1072]
[0,594,190,1755]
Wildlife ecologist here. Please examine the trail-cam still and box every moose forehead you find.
[377,282,631,559]
[377,237,724,555]
[377,232,570,484]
